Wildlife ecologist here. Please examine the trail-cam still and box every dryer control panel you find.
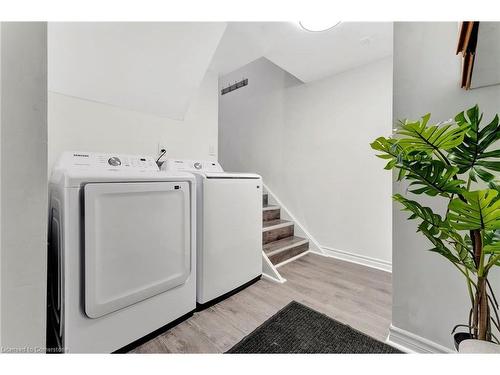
[56,152,159,172]
[163,159,223,172]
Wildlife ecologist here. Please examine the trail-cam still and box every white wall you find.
[48,70,219,172]
[393,22,500,350]
[0,22,47,351]
[219,56,393,267]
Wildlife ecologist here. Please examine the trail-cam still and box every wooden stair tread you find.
[269,241,309,265]
[263,236,308,255]
[263,204,280,222]
[262,219,292,231]
[272,243,308,266]
[263,205,280,211]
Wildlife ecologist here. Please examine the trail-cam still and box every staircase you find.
[262,193,309,266]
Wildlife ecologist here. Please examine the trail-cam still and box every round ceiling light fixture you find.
[299,21,341,32]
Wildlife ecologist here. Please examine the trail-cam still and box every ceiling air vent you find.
[221,78,248,95]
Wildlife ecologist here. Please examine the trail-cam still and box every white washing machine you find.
[161,159,262,307]
[47,152,196,353]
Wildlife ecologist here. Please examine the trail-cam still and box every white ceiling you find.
[210,22,393,82]
[49,22,226,120]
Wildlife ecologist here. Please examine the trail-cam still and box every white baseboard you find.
[386,324,454,353]
[320,246,392,273]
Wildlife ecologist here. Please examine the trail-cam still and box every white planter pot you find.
[459,339,500,353]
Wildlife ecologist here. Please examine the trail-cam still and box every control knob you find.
[108,157,121,166]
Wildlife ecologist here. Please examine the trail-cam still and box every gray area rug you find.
[227,301,402,354]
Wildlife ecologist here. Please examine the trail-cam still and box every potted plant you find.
[371,105,500,352]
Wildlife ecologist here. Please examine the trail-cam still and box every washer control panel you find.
[57,152,159,171]
[163,159,223,173]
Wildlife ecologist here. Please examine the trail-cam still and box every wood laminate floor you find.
[131,253,392,353]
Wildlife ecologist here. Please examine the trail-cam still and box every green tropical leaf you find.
[454,241,476,271]
[484,229,500,269]
[396,113,470,154]
[370,136,432,180]
[420,226,462,264]
[484,229,500,245]
[484,242,500,255]
[489,180,500,197]
[394,193,449,232]
[370,136,405,170]
[394,194,475,270]
[484,230,500,254]
[449,105,500,183]
[447,189,500,231]
[403,160,465,197]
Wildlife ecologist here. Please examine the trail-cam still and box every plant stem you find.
[473,230,483,271]
[445,194,455,217]
[471,229,491,341]
[476,276,490,340]
[465,268,475,308]
[433,150,448,165]
[478,231,485,276]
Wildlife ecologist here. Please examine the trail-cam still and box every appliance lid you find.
[204,172,261,179]
[161,159,224,173]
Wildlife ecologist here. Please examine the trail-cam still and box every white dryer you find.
[161,159,262,307]
[47,152,196,353]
